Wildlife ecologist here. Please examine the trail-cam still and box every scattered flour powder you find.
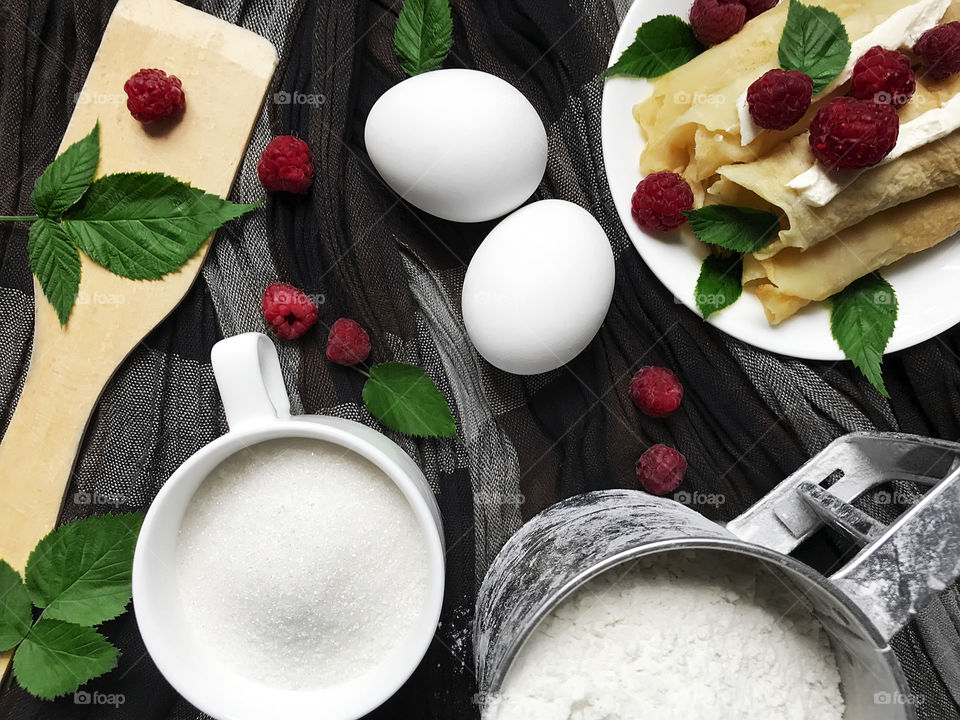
[176,438,430,691]
[486,551,845,720]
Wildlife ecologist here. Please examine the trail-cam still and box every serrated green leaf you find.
[830,274,897,397]
[27,219,82,326]
[604,15,705,78]
[0,560,33,652]
[31,123,100,219]
[61,173,256,280]
[683,205,781,253]
[394,0,453,76]
[362,362,456,438]
[12,620,118,700]
[778,0,851,93]
[695,254,743,318]
[25,513,143,627]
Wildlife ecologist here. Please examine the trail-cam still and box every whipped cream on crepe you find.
[736,0,951,146]
[788,92,960,205]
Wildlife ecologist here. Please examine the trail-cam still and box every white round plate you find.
[600,1,960,360]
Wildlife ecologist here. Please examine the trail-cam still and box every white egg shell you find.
[462,200,615,375]
[365,69,548,223]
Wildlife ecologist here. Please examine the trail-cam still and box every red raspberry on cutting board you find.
[257,135,314,194]
[326,319,371,366]
[262,283,319,340]
[914,22,960,81]
[631,172,694,232]
[850,46,916,107]
[629,366,684,418]
[637,444,688,496]
[808,97,900,170]
[690,0,747,46]
[123,68,185,124]
[747,69,813,130]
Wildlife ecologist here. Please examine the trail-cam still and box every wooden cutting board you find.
[0,0,276,678]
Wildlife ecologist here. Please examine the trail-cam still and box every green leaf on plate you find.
[24,513,144,627]
[0,560,33,652]
[695,253,743,318]
[394,0,453,76]
[778,0,851,93]
[604,15,705,79]
[683,205,781,253]
[27,219,81,326]
[362,362,457,438]
[31,123,100,219]
[830,273,897,397]
[61,173,256,280]
[12,620,118,700]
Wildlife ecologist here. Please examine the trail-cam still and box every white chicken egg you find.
[365,69,548,223]
[462,200,615,375]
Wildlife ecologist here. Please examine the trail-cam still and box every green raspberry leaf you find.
[0,560,33,652]
[695,253,743,318]
[27,219,82,326]
[604,15,704,78]
[830,273,897,398]
[778,0,851,93]
[683,205,781,253]
[394,0,453,76]
[25,513,144,626]
[12,620,118,700]
[61,173,257,280]
[362,362,457,438]
[31,123,100,219]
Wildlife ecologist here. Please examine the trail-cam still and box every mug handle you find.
[210,332,291,431]
[726,432,960,641]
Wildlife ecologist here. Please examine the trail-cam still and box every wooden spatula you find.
[0,0,276,679]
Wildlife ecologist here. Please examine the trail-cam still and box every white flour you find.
[176,438,430,691]
[486,551,845,720]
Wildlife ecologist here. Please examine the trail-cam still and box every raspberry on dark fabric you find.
[257,136,314,194]
[631,172,694,233]
[914,22,960,81]
[809,97,900,170]
[689,0,746,46]
[851,46,916,107]
[123,68,185,124]
[326,319,371,366]
[746,69,813,130]
[262,283,319,340]
[629,366,684,418]
[636,444,687,496]
[740,0,778,19]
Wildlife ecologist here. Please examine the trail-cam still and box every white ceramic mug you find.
[133,332,446,720]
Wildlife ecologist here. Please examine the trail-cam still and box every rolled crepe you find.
[719,74,960,259]
[747,186,960,323]
[633,0,932,183]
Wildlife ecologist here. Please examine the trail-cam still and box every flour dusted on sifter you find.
[486,551,845,720]
[176,438,430,691]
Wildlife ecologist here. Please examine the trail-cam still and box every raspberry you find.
[808,97,900,170]
[850,46,916,107]
[746,69,813,130]
[629,366,684,418]
[123,69,185,124]
[740,0,778,19]
[631,172,694,232]
[262,283,318,340]
[636,444,687,496]
[690,0,746,47]
[326,319,371,366]
[914,22,960,81]
[257,136,314,194]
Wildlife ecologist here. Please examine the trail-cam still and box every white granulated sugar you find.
[487,551,845,720]
[176,438,430,691]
